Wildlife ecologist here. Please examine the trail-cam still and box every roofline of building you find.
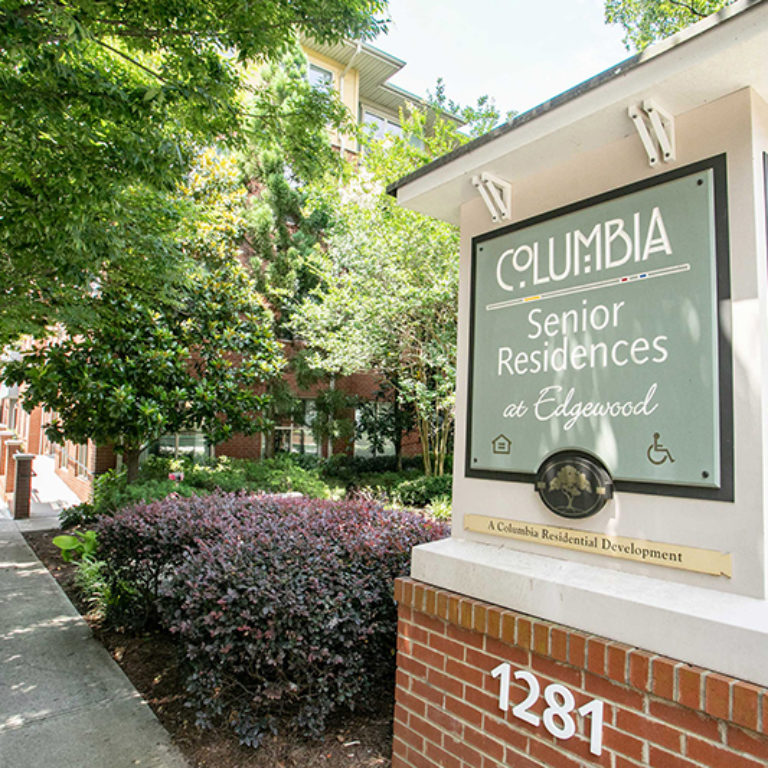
[303,34,466,126]
[301,34,407,73]
[386,0,764,197]
[376,81,466,125]
[355,39,407,70]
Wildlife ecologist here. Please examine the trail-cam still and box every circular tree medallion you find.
[535,452,613,519]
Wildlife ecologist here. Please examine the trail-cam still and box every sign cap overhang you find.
[387,0,768,225]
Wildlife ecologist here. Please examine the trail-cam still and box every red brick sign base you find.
[393,577,768,768]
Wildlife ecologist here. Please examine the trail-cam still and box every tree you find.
[355,386,415,459]
[604,0,731,50]
[428,77,515,137]
[241,47,346,336]
[549,466,592,513]
[3,150,284,481]
[4,263,282,482]
[239,47,353,455]
[291,108,469,475]
[0,0,386,344]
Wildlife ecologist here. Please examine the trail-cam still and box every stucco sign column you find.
[387,4,768,766]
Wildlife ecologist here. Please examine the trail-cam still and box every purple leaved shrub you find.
[94,491,252,628]
[95,492,449,745]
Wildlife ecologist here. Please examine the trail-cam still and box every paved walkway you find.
[4,455,82,532]
[0,459,189,768]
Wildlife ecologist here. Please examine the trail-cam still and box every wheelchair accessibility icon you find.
[647,433,675,465]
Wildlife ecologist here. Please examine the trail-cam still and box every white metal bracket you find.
[628,100,676,167]
[472,172,512,223]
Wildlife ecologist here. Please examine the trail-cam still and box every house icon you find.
[492,434,511,455]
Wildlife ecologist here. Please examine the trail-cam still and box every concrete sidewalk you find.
[6,455,83,532]
[0,512,189,767]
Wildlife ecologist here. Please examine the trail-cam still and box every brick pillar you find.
[393,577,768,768]
[27,406,43,455]
[0,430,16,476]
[4,440,24,495]
[12,454,34,520]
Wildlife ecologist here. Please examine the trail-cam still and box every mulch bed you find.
[23,529,394,768]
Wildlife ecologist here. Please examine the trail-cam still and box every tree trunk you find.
[435,412,452,477]
[393,395,403,471]
[418,414,433,476]
[264,430,275,459]
[123,448,141,483]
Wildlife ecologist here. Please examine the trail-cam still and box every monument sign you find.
[387,4,768,766]
[467,157,732,498]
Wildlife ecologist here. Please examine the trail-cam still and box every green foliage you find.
[319,459,453,510]
[428,77,516,137]
[62,453,446,532]
[238,456,333,497]
[92,469,129,514]
[0,0,387,342]
[318,453,424,481]
[605,0,731,50]
[348,470,420,504]
[426,496,452,521]
[143,454,334,497]
[52,530,99,562]
[5,150,284,480]
[114,479,199,506]
[60,503,97,530]
[5,261,281,478]
[64,455,334,526]
[73,557,112,622]
[241,48,344,335]
[356,470,420,490]
[61,469,201,526]
[237,46,352,449]
[244,47,351,187]
[354,388,415,459]
[292,107,464,475]
[310,389,357,448]
[355,400,394,458]
[394,474,453,508]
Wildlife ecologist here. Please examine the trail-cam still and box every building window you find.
[75,443,89,477]
[362,109,403,141]
[274,400,319,456]
[308,63,334,91]
[354,402,396,457]
[149,430,212,461]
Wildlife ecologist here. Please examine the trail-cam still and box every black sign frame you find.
[465,155,734,502]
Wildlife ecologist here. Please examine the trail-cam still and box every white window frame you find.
[307,63,334,91]
[274,399,319,456]
[151,430,213,461]
[75,443,89,478]
[360,105,403,142]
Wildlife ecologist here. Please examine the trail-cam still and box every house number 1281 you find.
[491,662,604,756]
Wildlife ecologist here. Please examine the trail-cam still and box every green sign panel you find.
[467,157,732,498]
